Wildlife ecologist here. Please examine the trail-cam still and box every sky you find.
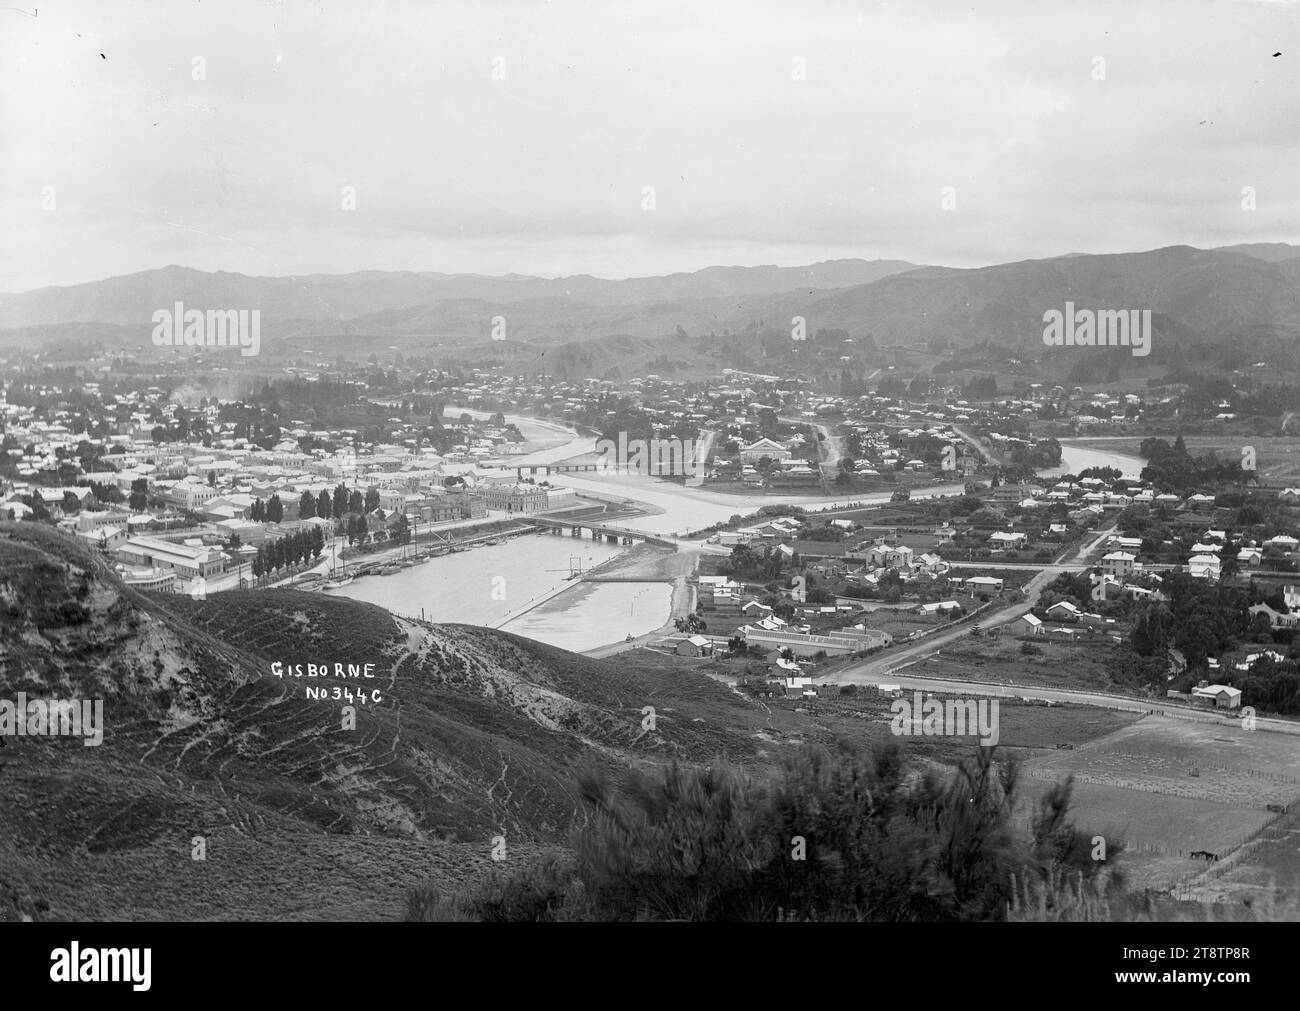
[1,0,1297,292]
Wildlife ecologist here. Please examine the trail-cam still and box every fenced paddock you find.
[1016,713,1300,893]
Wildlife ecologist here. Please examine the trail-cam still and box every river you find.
[326,413,1145,651]
[1049,441,1146,480]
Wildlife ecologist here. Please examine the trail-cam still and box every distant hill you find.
[1211,242,1300,263]
[1,246,1295,365]
[740,245,1300,353]
[0,259,919,330]
[0,522,771,920]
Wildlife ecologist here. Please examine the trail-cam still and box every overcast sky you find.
[1,0,1296,292]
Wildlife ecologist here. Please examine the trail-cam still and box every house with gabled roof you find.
[1046,600,1081,622]
[740,438,792,464]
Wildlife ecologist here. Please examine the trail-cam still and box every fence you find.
[1166,818,1295,900]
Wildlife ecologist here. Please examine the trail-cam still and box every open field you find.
[1014,714,1300,894]
[1195,812,1300,905]
[843,609,940,639]
[1018,779,1274,866]
[892,636,1130,694]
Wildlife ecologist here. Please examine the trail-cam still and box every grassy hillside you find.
[0,522,770,920]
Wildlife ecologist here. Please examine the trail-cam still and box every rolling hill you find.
[0,259,919,330]
[757,245,1300,352]
[1,245,1295,372]
[0,522,773,920]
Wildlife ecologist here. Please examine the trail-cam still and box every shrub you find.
[409,745,1119,922]
[404,852,586,922]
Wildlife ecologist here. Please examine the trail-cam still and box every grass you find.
[0,522,802,919]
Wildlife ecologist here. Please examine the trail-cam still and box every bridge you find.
[523,515,677,548]
[497,455,604,479]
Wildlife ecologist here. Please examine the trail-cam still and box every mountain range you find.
[0,244,1296,361]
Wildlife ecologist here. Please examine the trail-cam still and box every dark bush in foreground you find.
[407,743,1128,922]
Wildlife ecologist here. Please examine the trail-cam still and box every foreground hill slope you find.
[0,522,766,920]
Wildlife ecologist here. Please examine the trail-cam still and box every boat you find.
[324,544,351,588]
[378,564,401,575]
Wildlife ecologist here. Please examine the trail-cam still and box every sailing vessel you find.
[323,542,354,588]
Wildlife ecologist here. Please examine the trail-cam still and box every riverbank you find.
[575,543,701,656]
[268,516,533,589]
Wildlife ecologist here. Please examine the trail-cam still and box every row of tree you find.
[296,484,379,522]
[249,525,325,582]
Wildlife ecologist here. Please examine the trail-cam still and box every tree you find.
[28,494,50,523]
[266,494,284,524]
[332,483,349,518]
[299,491,317,520]
[348,489,364,515]
[365,487,380,514]
[317,490,332,520]
[129,478,149,512]
[1131,603,1173,656]
[406,744,1120,923]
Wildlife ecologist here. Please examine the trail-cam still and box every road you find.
[951,424,998,465]
[819,667,1300,736]
[828,516,1124,681]
[825,566,1065,681]
[779,415,846,487]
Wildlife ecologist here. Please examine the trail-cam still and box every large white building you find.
[118,534,226,580]
[1101,551,1138,578]
[479,482,550,514]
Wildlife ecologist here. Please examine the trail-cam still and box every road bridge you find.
[523,515,678,548]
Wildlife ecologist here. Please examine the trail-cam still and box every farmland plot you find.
[1016,714,1300,891]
